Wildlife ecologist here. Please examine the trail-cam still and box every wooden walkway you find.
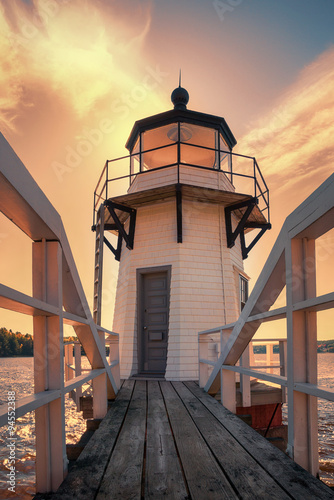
[53,380,334,500]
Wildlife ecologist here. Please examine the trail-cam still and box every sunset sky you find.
[0,0,333,340]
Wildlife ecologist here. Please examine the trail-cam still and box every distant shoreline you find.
[1,350,334,359]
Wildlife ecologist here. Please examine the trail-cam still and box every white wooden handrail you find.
[199,172,334,477]
[0,132,121,493]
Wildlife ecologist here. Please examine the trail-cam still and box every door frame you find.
[136,265,171,374]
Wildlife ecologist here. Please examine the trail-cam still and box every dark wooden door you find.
[140,271,169,374]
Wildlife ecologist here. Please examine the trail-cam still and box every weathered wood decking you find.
[54,380,334,499]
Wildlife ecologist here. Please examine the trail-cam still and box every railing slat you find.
[0,390,61,427]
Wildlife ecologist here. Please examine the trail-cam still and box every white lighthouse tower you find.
[93,86,270,381]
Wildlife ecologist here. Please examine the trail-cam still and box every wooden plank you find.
[145,381,188,499]
[185,382,334,499]
[172,382,290,500]
[160,381,238,500]
[96,380,147,500]
[53,380,134,499]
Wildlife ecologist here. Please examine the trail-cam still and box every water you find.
[0,357,87,499]
[0,355,333,497]
[254,352,334,487]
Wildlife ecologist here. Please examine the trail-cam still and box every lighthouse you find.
[93,86,270,381]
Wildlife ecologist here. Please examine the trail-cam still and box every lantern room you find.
[127,86,236,178]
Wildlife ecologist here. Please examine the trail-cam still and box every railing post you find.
[229,152,233,185]
[199,336,210,388]
[279,340,287,403]
[266,343,274,374]
[64,343,73,384]
[240,345,251,407]
[249,341,255,367]
[286,237,318,475]
[221,369,236,413]
[107,337,120,398]
[74,342,82,410]
[92,330,108,419]
[33,240,67,493]
[219,329,236,412]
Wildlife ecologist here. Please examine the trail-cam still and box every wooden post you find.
[33,240,67,492]
[199,336,210,388]
[221,369,236,413]
[64,344,73,384]
[249,342,255,368]
[279,340,287,403]
[286,237,318,475]
[266,343,274,374]
[218,329,236,411]
[92,331,107,419]
[74,342,82,409]
[240,345,251,407]
[108,337,120,398]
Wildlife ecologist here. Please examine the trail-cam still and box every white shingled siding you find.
[128,165,235,194]
[112,189,244,380]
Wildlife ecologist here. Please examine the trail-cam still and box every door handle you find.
[143,326,147,330]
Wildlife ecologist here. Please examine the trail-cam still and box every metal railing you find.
[93,144,270,227]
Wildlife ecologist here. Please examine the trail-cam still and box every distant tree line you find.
[254,341,334,354]
[0,329,109,357]
[0,327,33,357]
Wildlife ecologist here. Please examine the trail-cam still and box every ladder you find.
[93,204,105,326]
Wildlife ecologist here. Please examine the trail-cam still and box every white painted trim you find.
[221,365,287,387]
[0,283,58,316]
[64,369,105,392]
[0,390,61,427]
[294,383,334,401]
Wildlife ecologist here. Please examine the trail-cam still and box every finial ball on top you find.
[171,86,189,109]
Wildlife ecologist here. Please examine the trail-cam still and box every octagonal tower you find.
[93,86,270,381]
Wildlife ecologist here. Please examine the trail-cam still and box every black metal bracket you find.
[176,184,182,243]
[240,222,271,259]
[92,201,137,262]
[105,200,137,251]
[225,198,271,259]
[225,198,257,249]
[103,233,122,262]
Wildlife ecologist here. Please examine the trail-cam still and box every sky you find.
[0,0,333,340]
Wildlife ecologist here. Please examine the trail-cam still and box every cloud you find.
[239,46,334,197]
[0,0,154,131]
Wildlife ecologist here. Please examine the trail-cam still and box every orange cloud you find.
[239,46,334,200]
[0,0,156,132]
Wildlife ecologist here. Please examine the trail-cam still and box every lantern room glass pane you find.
[142,123,178,170]
[220,133,231,178]
[180,123,218,169]
[130,137,140,181]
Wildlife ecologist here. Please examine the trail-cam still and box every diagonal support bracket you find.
[225,198,257,249]
[225,197,271,259]
[105,200,137,251]
[103,233,123,262]
[92,201,137,262]
[240,222,271,259]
